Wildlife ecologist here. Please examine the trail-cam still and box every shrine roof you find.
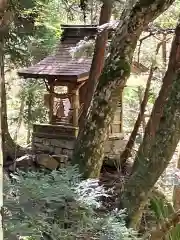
[18,43,92,82]
[18,25,97,83]
[18,24,148,83]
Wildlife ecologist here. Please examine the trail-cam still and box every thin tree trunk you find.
[79,0,113,128]
[120,43,161,166]
[162,33,167,69]
[132,18,180,174]
[0,35,6,161]
[173,151,180,210]
[13,97,25,142]
[27,95,32,145]
[137,86,146,132]
[119,19,180,228]
[73,0,175,179]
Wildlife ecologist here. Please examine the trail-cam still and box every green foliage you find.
[19,80,48,125]
[150,194,174,221]
[8,79,48,126]
[4,166,141,240]
[154,1,180,28]
[5,0,64,68]
[150,194,180,240]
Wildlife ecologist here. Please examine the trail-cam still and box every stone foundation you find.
[32,124,127,162]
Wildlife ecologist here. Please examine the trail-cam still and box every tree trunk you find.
[0,49,26,161]
[119,19,180,228]
[79,0,113,128]
[73,0,175,179]
[0,0,7,237]
[173,152,180,210]
[0,40,3,240]
[120,42,161,166]
[13,97,25,142]
[0,13,26,162]
[27,94,33,145]
[162,33,167,69]
[137,86,146,132]
[132,17,180,174]
[120,64,154,165]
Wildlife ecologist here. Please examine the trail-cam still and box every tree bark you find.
[79,0,113,129]
[0,44,26,162]
[132,16,180,174]
[120,42,161,166]
[27,94,33,145]
[119,19,180,228]
[0,0,7,237]
[73,0,175,179]
[137,86,146,132]
[173,152,180,210]
[0,42,3,240]
[13,97,25,142]
[0,2,26,163]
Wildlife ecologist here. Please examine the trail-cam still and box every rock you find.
[62,148,73,157]
[52,154,69,168]
[8,154,35,171]
[50,139,75,149]
[36,154,59,170]
[33,142,54,153]
[53,147,62,155]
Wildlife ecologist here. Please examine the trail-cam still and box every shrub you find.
[4,166,141,240]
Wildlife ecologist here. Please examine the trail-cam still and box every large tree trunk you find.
[119,20,180,228]
[0,0,7,237]
[72,0,175,179]
[132,17,180,173]
[1,48,26,161]
[79,0,113,128]
[0,40,3,240]
[0,3,26,163]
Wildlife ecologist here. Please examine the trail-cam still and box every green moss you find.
[98,57,131,89]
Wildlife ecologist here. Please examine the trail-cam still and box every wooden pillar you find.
[72,89,79,128]
[68,84,74,104]
[49,83,54,124]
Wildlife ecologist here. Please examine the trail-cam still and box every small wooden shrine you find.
[18,25,147,158]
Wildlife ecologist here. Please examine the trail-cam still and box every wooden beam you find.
[49,84,54,124]
[72,89,79,129]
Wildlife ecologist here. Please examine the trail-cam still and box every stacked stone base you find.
[32,124,127,167]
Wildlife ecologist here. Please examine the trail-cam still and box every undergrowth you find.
[4,166,141,240]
